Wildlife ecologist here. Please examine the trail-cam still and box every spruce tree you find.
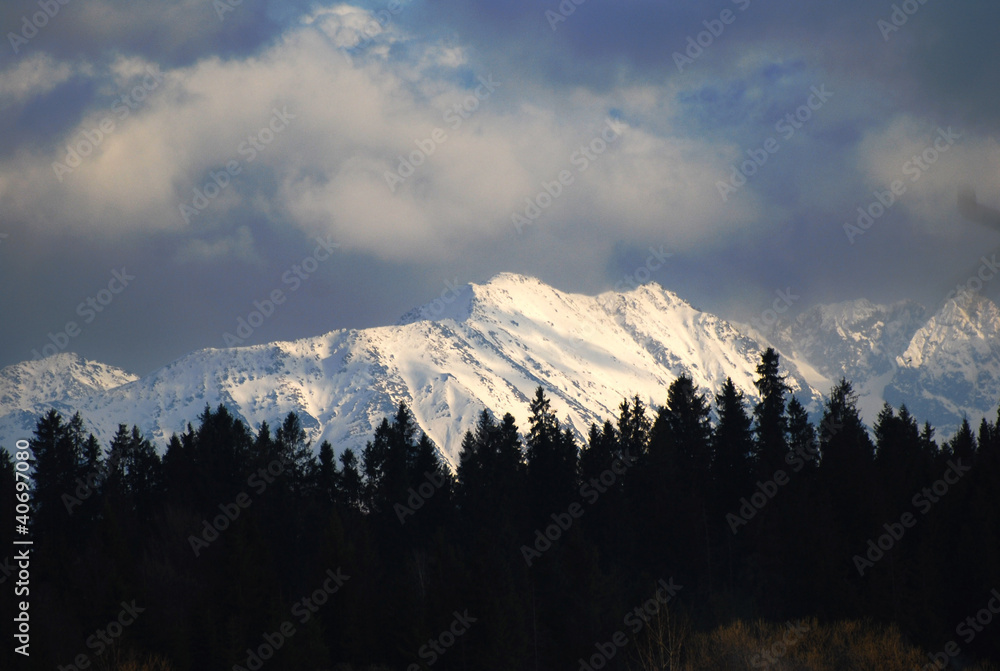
[317,440,339,507]
[753,348,790,475]
[526,387,578,519]
[785,396,818,469]
[30,411,100,539]
[712,377,754,502]
[948,416,977,462]
[338,448,363,510]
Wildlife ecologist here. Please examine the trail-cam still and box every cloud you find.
[855,118,1000,236]
[174,225,261,264]
[0,3,772,264]
[1,0,999,377]
[0,53,74,108]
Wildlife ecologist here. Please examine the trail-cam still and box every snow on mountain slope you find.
[885,294,1000,435]
[772,298,927,385]
[0,354,139,447]
[767,298,928,423]
[0,273,821,465]
[0,352,138,410]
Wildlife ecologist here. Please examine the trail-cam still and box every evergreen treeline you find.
[2,348,999,670]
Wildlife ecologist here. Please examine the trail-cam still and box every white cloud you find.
[0,53,73,107]
[0,3,776,262]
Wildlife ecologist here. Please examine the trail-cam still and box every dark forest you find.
[2,349,999,670]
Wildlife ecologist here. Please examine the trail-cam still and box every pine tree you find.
[817,378,877,610]
[712,377,755,502]
[654,375,712,477]
[977,416,996,459]
[30,411,100,539]
[617,395,651,459]
[873,403,927,506]
[411,431,452,529]
[819,379,873,471]
[580,421,617,486]
[317,440,340,507]
[753,348,790,475]
[645,375,713,593]
[362,418,394,513]
[785,396,818,470]
[526,387,578,519]
[105,424,162,521]
[338,448,363,510]
[948,416,977,462]
[191,404,254,504]
[457,410,512,525]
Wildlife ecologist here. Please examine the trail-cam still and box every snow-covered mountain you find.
[0,354,139,448]
[6,273,1000,462]
[766,293,1000,437]
[0,273,821,465]
[767,298,928,423]
[886,294,1000,433]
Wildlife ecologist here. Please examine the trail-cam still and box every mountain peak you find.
[0,352,138,415]
[400,273,585,326]
[935,292,1000,327]
[482,271,546,288]
[0,274,823,461]
[807,298,881,329]
[11,274,1000,457]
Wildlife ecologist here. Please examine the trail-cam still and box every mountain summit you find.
[0,274,819,465]
[4,273,1000,462]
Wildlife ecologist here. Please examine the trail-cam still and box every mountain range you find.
[3,272,999,465]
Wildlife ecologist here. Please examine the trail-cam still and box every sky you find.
[1,0,999,376]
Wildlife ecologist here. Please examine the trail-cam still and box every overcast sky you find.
[1,0,999,375]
